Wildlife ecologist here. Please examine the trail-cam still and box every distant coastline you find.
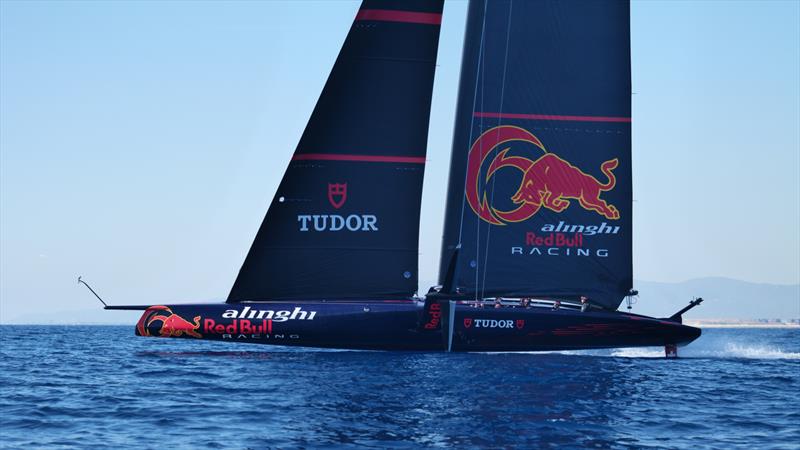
[684,319,799,329]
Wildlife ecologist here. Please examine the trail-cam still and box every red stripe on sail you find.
[356,9,442,25]
[474,112,632,123]
[293,153,426,164]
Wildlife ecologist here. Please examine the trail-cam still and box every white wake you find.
[608,343,800,360]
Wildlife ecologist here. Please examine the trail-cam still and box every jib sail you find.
[229,0,444,302]
[438,0,633,310]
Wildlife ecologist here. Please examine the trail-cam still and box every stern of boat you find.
[446,301,702,353]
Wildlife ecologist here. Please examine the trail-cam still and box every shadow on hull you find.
[129,301,701,353]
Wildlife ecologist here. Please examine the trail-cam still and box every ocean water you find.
[0,326,798,449]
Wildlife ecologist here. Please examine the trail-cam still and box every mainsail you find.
[438,0,633,309]
[229,0,444,302]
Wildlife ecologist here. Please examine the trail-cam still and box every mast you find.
[228,0,444,302]
[438,0,633,310]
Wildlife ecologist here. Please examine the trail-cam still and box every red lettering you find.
[240,319,253,334]
[226,322,237,334]
[424,303,442,329]
[526,232,585,247]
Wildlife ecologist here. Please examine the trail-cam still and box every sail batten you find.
[439,0,633,310]
[228,0,444,303]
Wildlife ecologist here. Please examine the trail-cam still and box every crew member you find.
[580,296,589,312]
[553,299,561,310]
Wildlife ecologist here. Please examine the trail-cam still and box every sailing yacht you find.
[104,0,702,355]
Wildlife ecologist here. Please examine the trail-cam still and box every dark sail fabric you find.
[438,0,632,310]
[229,0,444,302]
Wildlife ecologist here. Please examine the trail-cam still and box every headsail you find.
[229,0,444,302]
[438,0,632,310]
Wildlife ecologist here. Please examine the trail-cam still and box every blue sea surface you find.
[0,326,798,449]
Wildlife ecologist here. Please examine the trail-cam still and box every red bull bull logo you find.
[136,306,202,339]
[465,125,620,225]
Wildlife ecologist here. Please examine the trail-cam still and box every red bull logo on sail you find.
[465,125,620,225]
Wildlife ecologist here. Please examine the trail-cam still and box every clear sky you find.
[1,0,798,322]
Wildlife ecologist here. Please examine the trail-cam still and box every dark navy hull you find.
[133,301,701,352]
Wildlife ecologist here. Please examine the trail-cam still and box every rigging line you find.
[457,0,490,248]
[77,276,108,308]
[474,0,489,302]
[480,0,514,300]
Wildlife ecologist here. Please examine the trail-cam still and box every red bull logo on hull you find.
[136,306,202,339]
[465,125,620,225]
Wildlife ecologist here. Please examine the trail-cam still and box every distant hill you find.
[630,278,799,320]
[2,278,797,324]
[2,300,222,325]
[3,308,142,325]
[418,277,798,320]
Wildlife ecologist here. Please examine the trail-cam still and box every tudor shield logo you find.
[328,182,347,209]
[463,318,472,328]
[297,182,379,232]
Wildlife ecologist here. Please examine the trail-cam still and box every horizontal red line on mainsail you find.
[292,153,426,164]
[355,9,442,25]
[474,112,632,123]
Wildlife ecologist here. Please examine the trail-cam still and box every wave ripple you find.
[0,326,798,448]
